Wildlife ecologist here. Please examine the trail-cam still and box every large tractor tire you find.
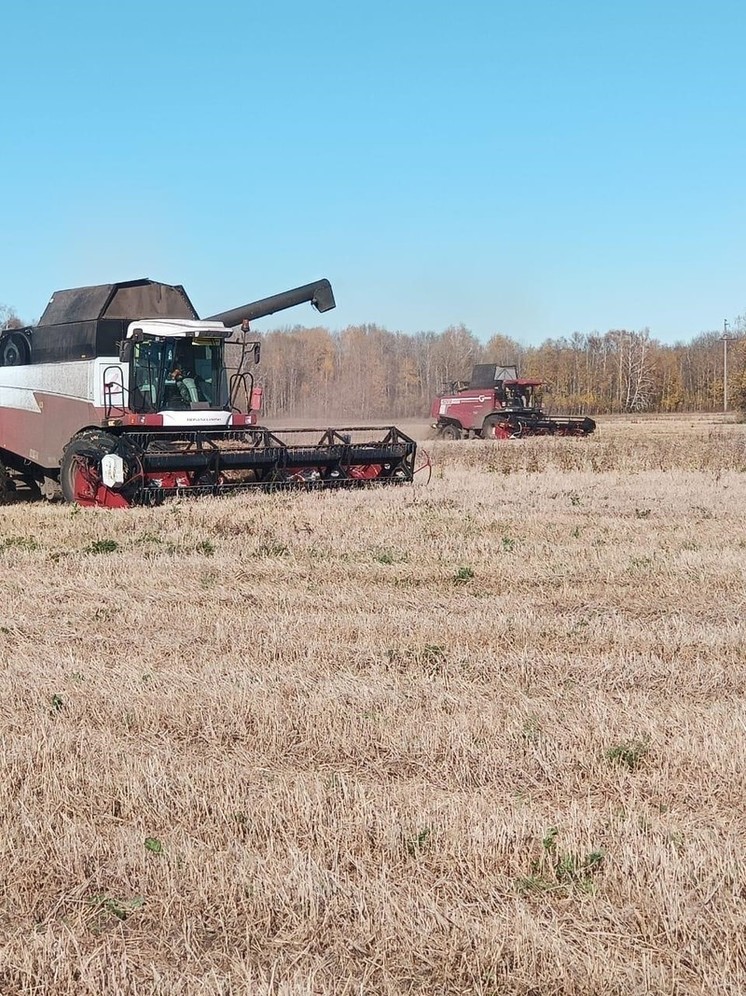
[481,416,522,440]
[0,332,31,367]
[440,423,462,441]
[60,432,140,508]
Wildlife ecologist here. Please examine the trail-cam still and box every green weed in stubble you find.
[453,565,475,584]
[85,539,119,555]
[628,555,654,570]
[87,894,144,923]
[375,550,396,564]
[419,644,447,675]
[154,539,217,557]
[605,738,651,771]
[516,826,605,896]
[405,826,432,857]
[256,542,290,558]
[521,716,542,743]
[373,547,409,565]
[0,535,38,551]
[137,531,162,545]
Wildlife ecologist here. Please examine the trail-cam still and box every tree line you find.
[239,320,746,419]
[3,302,745,418]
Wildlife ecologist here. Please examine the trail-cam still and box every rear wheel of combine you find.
[60,432,136,508]
[0,332,31,367]
[440,423,462,441]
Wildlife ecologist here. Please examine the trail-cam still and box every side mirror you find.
[119,340,134,363]
[253,342,261,365]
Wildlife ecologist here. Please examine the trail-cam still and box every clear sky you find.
[1,0,744,343]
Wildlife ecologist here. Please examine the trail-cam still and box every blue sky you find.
[1,0,744,343]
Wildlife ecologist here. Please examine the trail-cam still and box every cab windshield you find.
[504,383,540,410]
[130,337,224,412]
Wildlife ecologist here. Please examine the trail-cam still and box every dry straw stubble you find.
[1,414,745,994]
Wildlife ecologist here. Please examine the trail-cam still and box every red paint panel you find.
[435,389,499,431]
[0,394,105,469]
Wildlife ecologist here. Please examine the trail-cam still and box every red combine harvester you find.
[431,364,596,440]
[0,278,416,506]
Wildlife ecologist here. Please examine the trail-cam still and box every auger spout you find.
[204,279,336,328]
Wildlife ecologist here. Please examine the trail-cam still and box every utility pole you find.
[720,320,733,413]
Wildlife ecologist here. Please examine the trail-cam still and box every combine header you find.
[431,364,596,440]
[0,278,416,506]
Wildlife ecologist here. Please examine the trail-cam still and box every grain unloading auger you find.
[0,278,417,507]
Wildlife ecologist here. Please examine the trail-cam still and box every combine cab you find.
[0,278,417,506]
[431,363,596,440]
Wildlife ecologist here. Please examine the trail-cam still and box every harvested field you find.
[1,415,745,994]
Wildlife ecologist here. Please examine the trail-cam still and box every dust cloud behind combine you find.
[262,413,436,442]
[1,415,745,994]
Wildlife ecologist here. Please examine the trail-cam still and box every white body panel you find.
[0,359,109,467]
[0,357,235,423]
[159,410,232,427]
[0,358,111,407]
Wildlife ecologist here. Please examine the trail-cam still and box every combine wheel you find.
[0,331,31,367]
[440,423,462,441]
[60,432,138,508]
[481,416,521,440]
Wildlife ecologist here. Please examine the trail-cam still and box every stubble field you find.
[1,414,745,994]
